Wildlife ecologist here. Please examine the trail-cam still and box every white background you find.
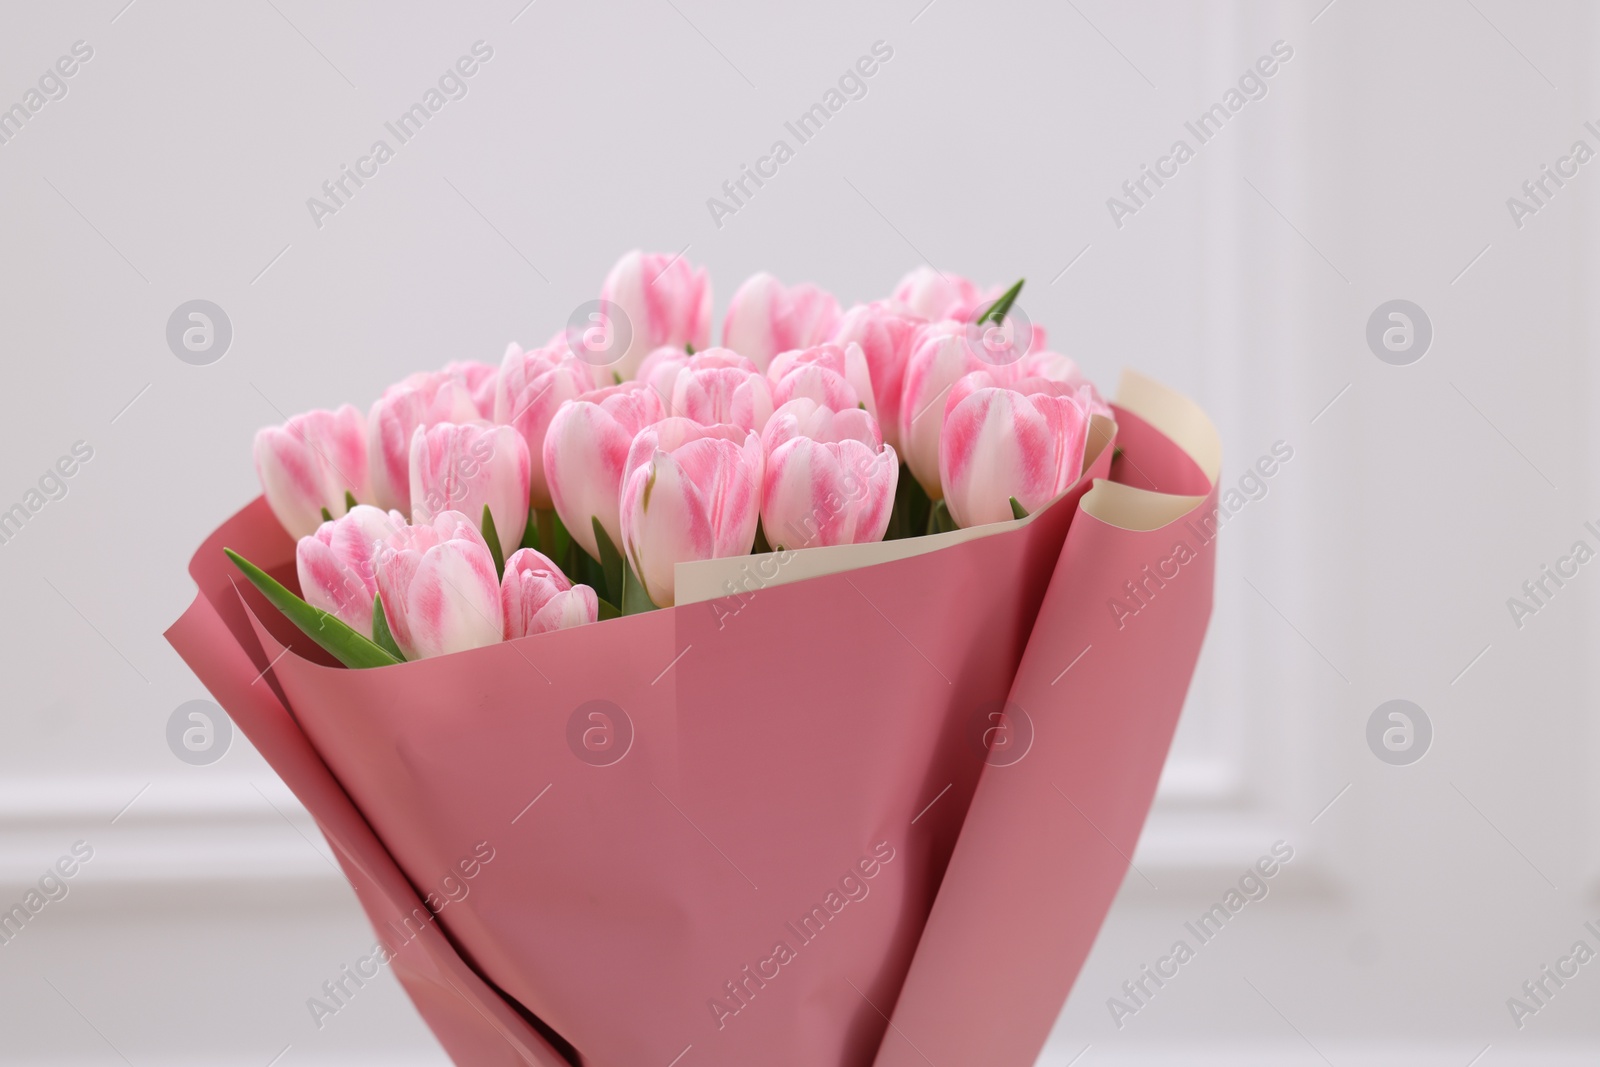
[0,1,1596,1064]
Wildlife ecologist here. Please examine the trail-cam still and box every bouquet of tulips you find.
[237,252,1114,664]
[169,250,1222,1067]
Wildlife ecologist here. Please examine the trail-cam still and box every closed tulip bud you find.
[761,398,882,453]
[374,510,503,660]
[670,349,775,432]
[768,342,876,421]
[295,505,408,636]
[367,372,482,514]
[722,273,841,371]
[501,548,599,638]
[254,405,370,540]
[939,372,1091,529]
[831,303,923,450]
[897,325,989,499]
[890,266,985,321]
[762,432,897,551]
[409,421,531,548]
[599,250,713,379]
[494,344,597,509]
[543,381,667,560]
[619,418,763,607]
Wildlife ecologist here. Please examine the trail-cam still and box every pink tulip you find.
[831,303,923,451]
[671,349,775,432]
[722,273,841,371]
[939,372,1091,529]
[636,345,752,411]
[896,324,991,499]
[680,347,757,371]
[501,548,599,638]
[409,421,531,548]
[254,405,370,540]
[543,381,667,560]
[619,418,763,607]
[1014,350,1114,419]
[443,360,500,417]
[374,510,503,660]
[762,431,897,551]
[494,344,597,509]
[599,250,713,379]
[295,504,408,636]
[634,345,692,405]
[768,342,876,420]
[890,267,985,321]
[367,372,482,514]
[762,398,882,453]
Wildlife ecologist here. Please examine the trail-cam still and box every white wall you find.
[0,1,1595,1063]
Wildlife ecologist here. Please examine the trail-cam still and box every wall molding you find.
[0,775,338,889]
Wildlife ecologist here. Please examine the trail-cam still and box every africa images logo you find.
[706,842,896,1032]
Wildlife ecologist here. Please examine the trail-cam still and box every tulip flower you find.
[831,303,923,451]
[295,504,409,636]
[442,360,501,417]
[634,345,692,406]
[761,398,882,453]
[896,325,991,499]
[254,405,370,540]
[409,421,531,548]
[670,349,775,432]
[501,548,599,638]
[939,372,1091,529]
[890,266,985,321]
[722,273,841,371]
[619,418,763,607]
[768,342,876,420]
[599,250,713,379]
[367,372,482,514]
[494,344,598,509]
[1015,350,1114,419]
[374,510,503,660]
[762,429,897,551]
[543,381,667,560]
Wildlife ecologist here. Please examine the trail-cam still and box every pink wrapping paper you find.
[166,371,1218,1067]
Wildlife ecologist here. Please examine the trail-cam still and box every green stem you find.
[537,509,557,560]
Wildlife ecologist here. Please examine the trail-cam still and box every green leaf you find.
[591,517,625,606]
[320,507,334,523]
[224,548,400,669]
[752,519,773,555]
[596,597,620,621]
[371,593,406,662]
[1009,497,1029,520]
[621,552,659,615]
[344,490,358,512]
[927,499,958,534]
[518,504,540,551]
[482,505,505,579]
[684,342,696,355]
[612,370,624,386]
[977,278,1025,325]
